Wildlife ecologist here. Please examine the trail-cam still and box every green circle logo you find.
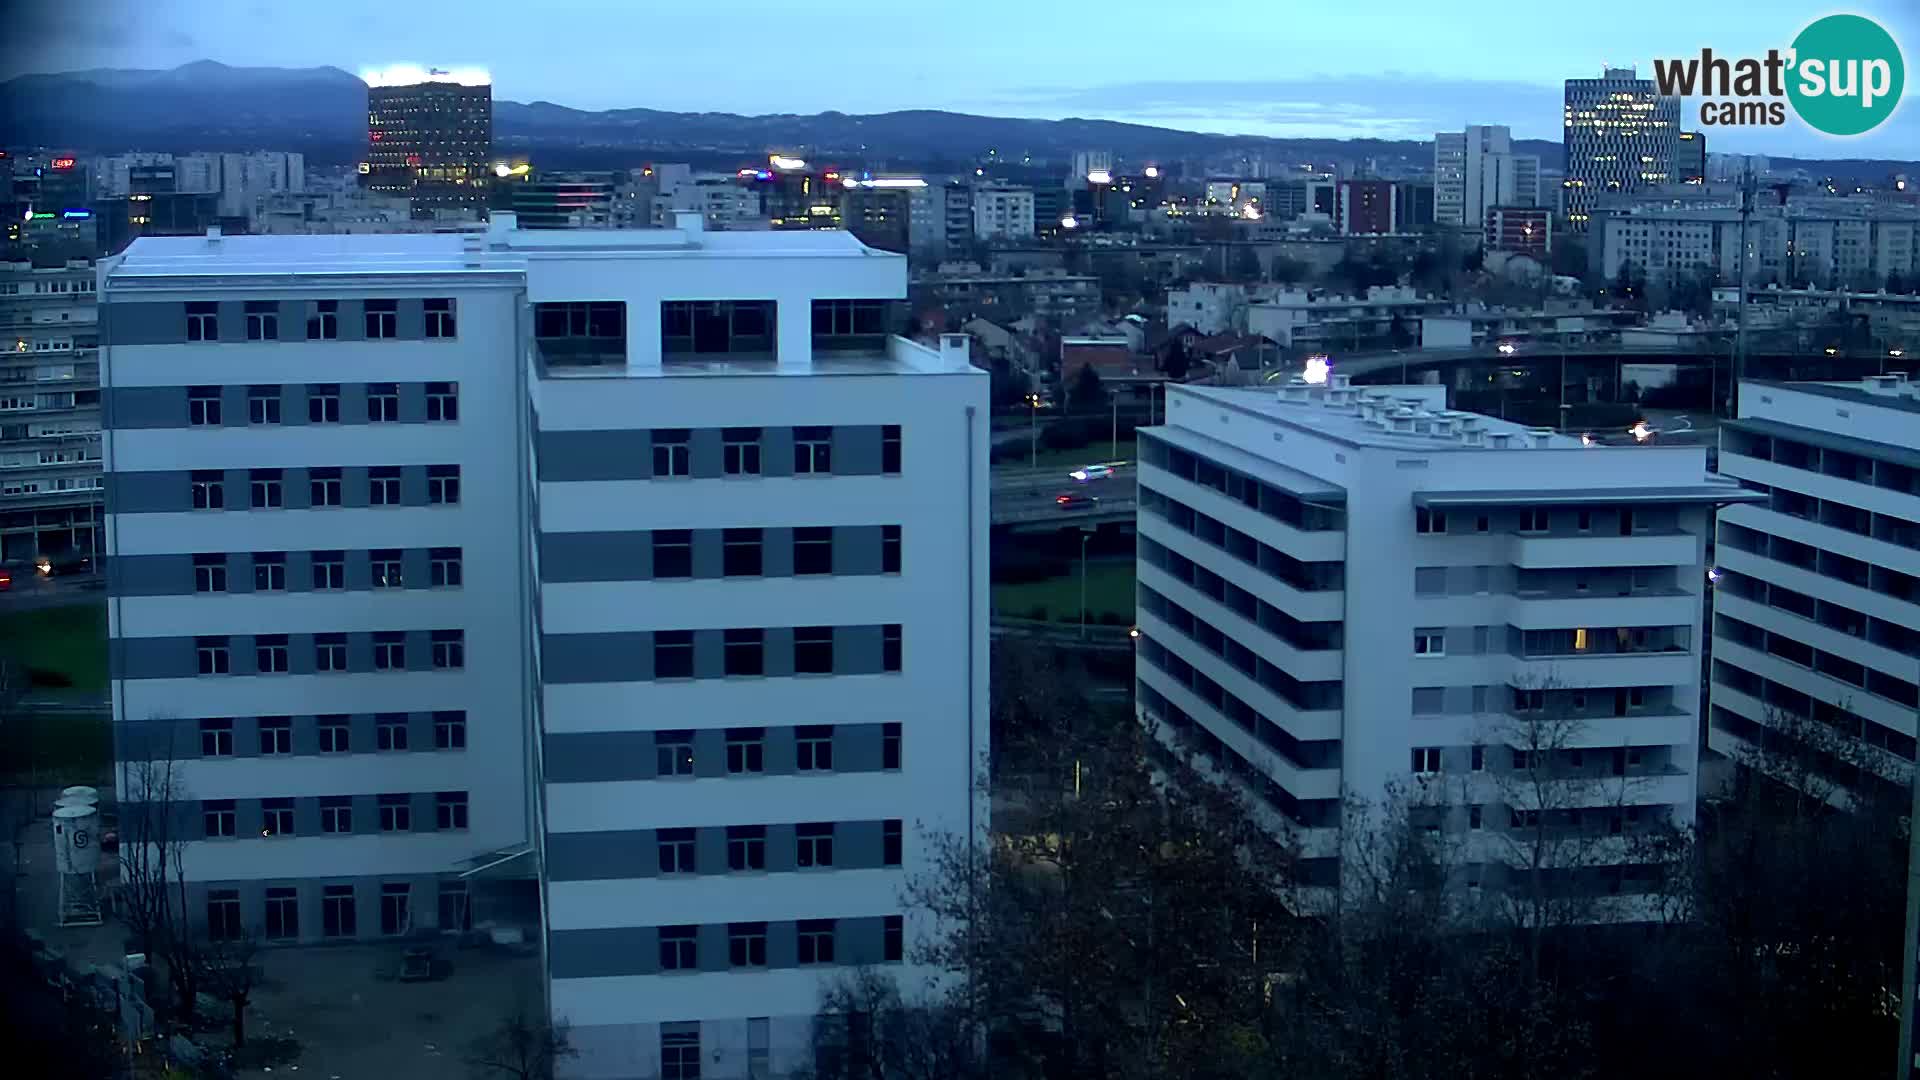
[1787,14,1905,136]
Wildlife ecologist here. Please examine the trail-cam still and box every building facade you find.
[972,186,1036,242]
[1,258,103,562]
[1434,125,1539,228]
[514,174,615,229]
[1710,376,1920,808]
[100,214,989,1078]
[1486,206,1554,257]
[363,68,493,220]
[1136,379,1752,912]
[1676,131,1706,185]
[1563,68,1680,231]
[1337,180,1399,235]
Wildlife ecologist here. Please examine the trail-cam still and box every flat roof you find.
[1725,415,1920,471]
[1138,425,1346,503]
[1414,484,1762,508]
[1746,379,1920,417]
[1176,384,1584,453]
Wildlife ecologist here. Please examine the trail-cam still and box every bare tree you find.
[797,968,982,1080]
[117,722,201,1022]
[196,933,264,1048]
[465,997,575,1080]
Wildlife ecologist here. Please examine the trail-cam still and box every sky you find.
[13,0,1920,159]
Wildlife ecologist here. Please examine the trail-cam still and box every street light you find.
[1079,526,1096,641]
[1028,393,1039,468]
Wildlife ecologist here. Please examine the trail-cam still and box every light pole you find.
[1079,526,1094,641]
[1028,393,1038,468]
[1110,390,1119,458]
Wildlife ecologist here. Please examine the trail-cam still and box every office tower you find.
[972,186,1036,241]
[0,257,102,563]
[1711,375,1920,808]
[1396,180,1437,228]
[1677,131,1706,184]
[99,212,988,1076]
[842,178,927,254]
[1136,378,1753,914]
[1563,68,1680,231]
[1435,125,1539,228]
[513,173,615,229]
[1072,150,1114,187]
[362,66,493,220]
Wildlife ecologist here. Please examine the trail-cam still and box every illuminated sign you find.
[50,157,77,170]
[769,155,807,171]
[62,210,91,219]
[358,162,372,175]
[1086,169,1113,185]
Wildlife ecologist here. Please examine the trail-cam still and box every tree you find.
[197,933,265,1048]
[1070,364,1105,415]
[1159,342,1191,383]
[118,725,203,1023]
[1268,256,1310,286]
[466,998,576,1080]
[1550,237,1590,282]
[798,969,983,1080]
[1229,245,1264,284]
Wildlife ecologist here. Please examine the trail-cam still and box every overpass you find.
[990,465,1139,528]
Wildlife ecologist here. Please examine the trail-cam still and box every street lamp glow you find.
[1087,169,1113,185]
[1302,355,1331,385]
[1060,215,1079,229]
[1144,166,1160,179]
[769,155,807,171]
[1630,420,1653,442]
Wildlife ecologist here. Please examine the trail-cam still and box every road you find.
[0,572,105,613]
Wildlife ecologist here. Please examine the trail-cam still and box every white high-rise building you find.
[1710,375,1920,807]
[1135,378,1755,913]
[1434,125,1539,228]
[972,186,1036,241]
[100,213,989,1078]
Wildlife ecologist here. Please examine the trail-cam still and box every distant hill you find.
[2,61,1911,181]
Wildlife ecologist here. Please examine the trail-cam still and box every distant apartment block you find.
[1,258,102,562]
[972,186,1036,242]
[100,212,987,1079]
[1336,180,1399,235]
[1485,206,1554,258]
[1710,376,1920,808]
[1137,378,1754,911]
[1434,125,1539,228]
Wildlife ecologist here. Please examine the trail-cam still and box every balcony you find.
[1507,531,1699,569]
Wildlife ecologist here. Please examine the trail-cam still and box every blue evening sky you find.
[13,0,1918,158]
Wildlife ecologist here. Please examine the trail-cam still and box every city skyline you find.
[14,0,1918,159]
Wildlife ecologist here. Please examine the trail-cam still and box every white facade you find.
[1138,378,1750,910]
[1598,202,1920,287]
[100,215,989,1079]
[971,186,1036,241]
[1434,125,1536,227]
[1711,376,1920,807]
[0,259,103,561]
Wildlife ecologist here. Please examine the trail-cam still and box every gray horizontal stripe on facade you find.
[116,712,463,762]
[536,424,884,484]
[545,820,891,883]
[110,548,449,598]
[105,383,444,431]
[181,873,463,945]
[543,723,889,783]
[122,791,452,842]
[102,299,436,347]
[540,624,887,684]
[107,465,439,515]
[540,525,886,584]
[548,915,893,980]
[112,630,447,680]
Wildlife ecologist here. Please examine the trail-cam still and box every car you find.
[1069,464,1115,482]
[1056,492,1100,510]
[0,569,10,591]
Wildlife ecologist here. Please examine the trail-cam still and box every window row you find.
[199,790,469,839]
[185,381,458,426]
[647,819,905,875]
[1716,614,1920,710]
[1136,632,1342,770]
[651,914,904,972]
[652,625,900,679]
[1140,486,1345,592]
[644,424,902,478]
[1723,425,1920,499]
[1719,521,1920,605]
[191,630,465,675]
[1138,432,1346,531]
[1714,566,1920,662]
[1139,540,1343,650]
[183,298,456,343]
[1414,503,1675,537]
[205,879,472,943]
[1138,598,1345,713]
[1411,683,1668,720]
[189,464,460,509]
[1406,742,1658,780]
[645,525,899,579]
[190,547,462,592]
[1139,683,1342,831]
[645,723,901,777]
[197,711,467,757]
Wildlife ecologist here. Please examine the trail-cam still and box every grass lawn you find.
[0,709,111,786]
[998,438,1138,471]
[0,601,108,692]
[992,559,1136,623]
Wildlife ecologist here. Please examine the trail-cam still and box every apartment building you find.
[101,213,989,1079]
[2,258,103,562]
[1135,378,1754,911]
[971,186,1036,242]
[1710,376,1920,807]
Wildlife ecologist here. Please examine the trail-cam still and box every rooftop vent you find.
[1867,373,1903,394]
[1462,428,1485,446]
[1526,427,1555,448]
[1329,372,1353,390]
[205,224,222,245]
[1279,384,1311,403]
[1487,431,1514,449]
[1431,417,1457,438]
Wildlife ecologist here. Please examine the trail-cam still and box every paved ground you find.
[0,570,106,612]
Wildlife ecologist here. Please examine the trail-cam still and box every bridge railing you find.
[991,498,1137,525]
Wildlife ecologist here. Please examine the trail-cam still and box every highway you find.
[990,464,1138,525]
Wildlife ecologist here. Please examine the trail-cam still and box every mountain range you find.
[2,61,1911,181]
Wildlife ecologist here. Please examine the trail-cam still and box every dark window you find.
[306,300,339,340]
[376,713,408,751]
[424,298,456,338]
[652,429,690,477]
[203,799,236,838]
[249,468,283,508]
[186,302,218,342]
[367,383,399,422]
[794,426,832,474]
[723,528,762,577]
[726,728,764,774]
[797,919,836,964]
[322,884,356,937]
[320,797,352,833]
[246,301,279,341]
[371,550,404,588]
[655,730,694,776]
[434,710,467,749]
[653,530,692,578]
[193,553,227,593]
[196,636,230,675]
[728,922,768,967]
[199,717,233,756]
[188,385,222,425]
[724,628,764,676]
[797,822,835,868]
[435,791,469,830]
[379,882,411,935]
[428,464,460,505]
[365,298,398,339]
[307,383,340,422]
[657,828,696,874]
[811,299,887,341]
[252,551,286,591]
[794,528,833,575]
[883,819,903,866]
[883,624,902,672]
[659,925,697,970]
[378,793,411,832]
[431,547,463,587]
[262,797,294,837]
[1416,508,1446,534]
[727,825,766,871]
[318,714,349,752]
[369,465,401,505]
[258,715,292,753]
[661,299,775,355]
[373,631,406,670]
[661,1030,701,1080]
[654,631,694,679]
[723,428,761,475]
[247,385,281,424]
[797,724,834,771]
[207,889,241,940]
[883,723,902,770]
[191,470,224,509]
[795,627,834,673]
[265,887,298,940]
[882,525,901,573]
[310,467,343,506]
[432,629,465,669]
[311,550,345,590]
[882,425,901,474]
[884,914,904,962]
[426,381,458,421]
